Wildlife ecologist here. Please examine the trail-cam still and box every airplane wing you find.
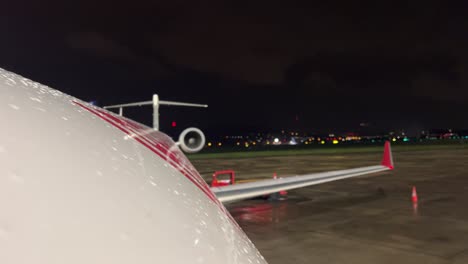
[211,141,394,203]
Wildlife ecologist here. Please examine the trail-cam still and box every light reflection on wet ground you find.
[193,148,468,264]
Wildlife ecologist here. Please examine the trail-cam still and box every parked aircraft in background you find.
[0,67,393,263]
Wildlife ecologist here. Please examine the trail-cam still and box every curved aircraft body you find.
[0,68,266,264]
[0,68,393,263]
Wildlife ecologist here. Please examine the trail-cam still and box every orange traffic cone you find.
[411,186,418,203]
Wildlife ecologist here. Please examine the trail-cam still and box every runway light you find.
[392,138,397,142]
[320,140,325,144]
[332,139,339,144]
[207,142,212,147]
[274,138,279,143]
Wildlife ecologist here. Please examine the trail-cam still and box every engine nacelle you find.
[178,127,206,153]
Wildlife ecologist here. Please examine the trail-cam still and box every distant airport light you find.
[171,121,177,127]
[392,138,397,142]
[274,138,279,143]
[320,140,325,144]
[207,142,212,147]
[332,139,339,144]
[218,142,222,146]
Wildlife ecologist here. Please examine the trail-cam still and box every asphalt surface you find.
[192,148,468,264]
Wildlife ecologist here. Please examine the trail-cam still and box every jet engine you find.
[178,127,206,153]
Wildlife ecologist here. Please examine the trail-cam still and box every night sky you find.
[1,1,467,137]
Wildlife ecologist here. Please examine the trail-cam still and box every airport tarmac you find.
[192,148,468,264]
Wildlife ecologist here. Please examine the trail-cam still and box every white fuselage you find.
[0,68,267,264]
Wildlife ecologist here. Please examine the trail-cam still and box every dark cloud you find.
[1,0,467,134]
[66,32,172,79]
[67,32,137,61]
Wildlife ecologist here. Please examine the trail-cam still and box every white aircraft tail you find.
[104,94,208,153]
[103,94,208,131]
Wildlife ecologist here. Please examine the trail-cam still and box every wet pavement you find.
[192,148,468,264]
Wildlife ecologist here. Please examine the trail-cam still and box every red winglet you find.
[381,141,394,170]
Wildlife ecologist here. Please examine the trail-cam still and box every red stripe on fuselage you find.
[73,101,242,229]
[72,101,219,204]
[93,110,213,198]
